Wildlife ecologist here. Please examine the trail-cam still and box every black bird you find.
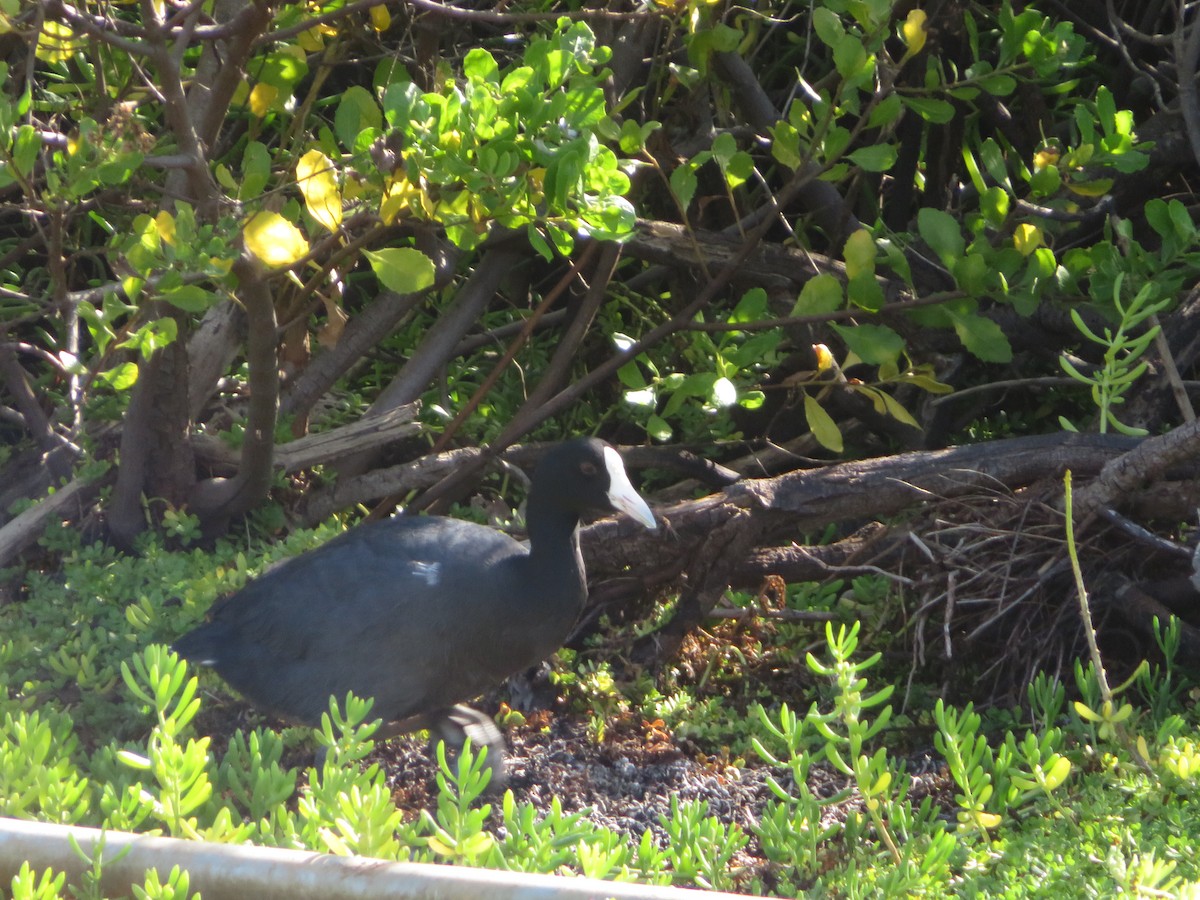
[173,438,656,781]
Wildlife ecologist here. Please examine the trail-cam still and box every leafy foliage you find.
[6,0,1200,895]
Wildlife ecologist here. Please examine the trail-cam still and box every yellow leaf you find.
[901,9,927,59]
[1013,223,1042,256]
[298,27,325,52]
[243,211,309,268]
[971,810,1002,830]
[155,211,176,246]
[296,150,343,232]
[1033,146,1060,170]
[36,20,82,64]
[381,175,426,224]
[248,83,279,118]
[369,4,391,31]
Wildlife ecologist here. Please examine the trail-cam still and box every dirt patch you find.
[364,708,959,886]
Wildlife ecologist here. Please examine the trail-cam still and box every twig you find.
[1149,311,1196,422]
[0,471,113,569]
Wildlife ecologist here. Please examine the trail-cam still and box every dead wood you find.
[580,431,1143,675]
[0,470,115,569]
[192,403,419,476]
[1072,418,1200,519]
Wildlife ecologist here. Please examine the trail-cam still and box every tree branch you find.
[190,255,280,526]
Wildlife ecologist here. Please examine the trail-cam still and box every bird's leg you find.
[426,704,508,791]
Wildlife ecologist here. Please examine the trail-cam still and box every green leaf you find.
[162,284,214,313]
[617,360,646,389]
[527,224,553,262]
[900,96,955,124]
[833,35,868,79]
[11,124,39,178]
[99,362,139,391]
[670,165,697,214]
[334,86,382,154]
[811,7,845,48]
[804,393,843,452]
[240,141,271,200]
[721,150,754,189]
[97,151,143,186]
[867,93,903,129]
[981,186,1010,226]
[848,144,896,172]
[769,121,802,170]
[980,73,1016,96]
[953,253,990,295]
[581,198,635,241]
[847,273,885,311]
[792,274,844,315]
[843,228,876,279]
[463,48,499,83]
[831,322,905,365]
[730,287,768,323]
[918,208,964,267]
[363,247,436,294]
[711,132,738,168]
[739,390,765,410]
[647,413,672,442]
[946,309,1013,362]
[979,138,1010,188]
[874,387,920,427]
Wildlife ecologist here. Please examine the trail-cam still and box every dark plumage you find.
[173,438,656,779]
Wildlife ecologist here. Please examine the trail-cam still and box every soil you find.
[352,706,958,891]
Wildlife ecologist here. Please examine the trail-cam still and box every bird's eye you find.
[580,461,598,477]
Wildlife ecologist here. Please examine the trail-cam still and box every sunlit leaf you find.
[647,414,672,442]
[363,247,436,294]
[712,377,737,407]
[155,211,176,246]
[36,20,82,63]
[243,211,309,268]
[792,274,843,315]
[843,229,876,279]
[296,149,343,232]
[248,83,279,118]
[100,362,139,391]
[1013,223,1042,256]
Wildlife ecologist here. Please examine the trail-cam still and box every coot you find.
[173,438,656,779]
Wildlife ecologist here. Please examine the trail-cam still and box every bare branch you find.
[190,255,280,525]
